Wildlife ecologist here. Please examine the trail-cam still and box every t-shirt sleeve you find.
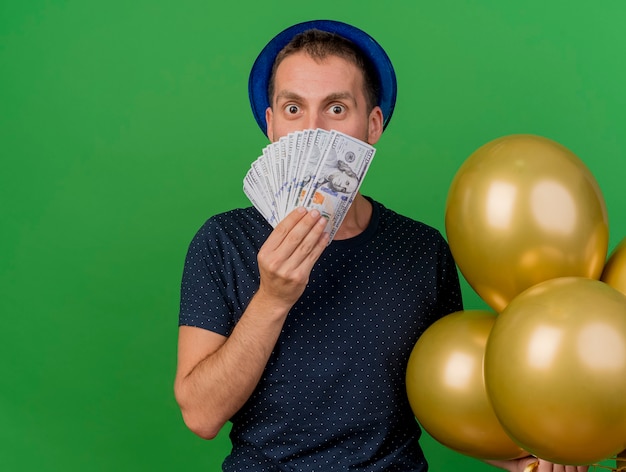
[178,220,234,336]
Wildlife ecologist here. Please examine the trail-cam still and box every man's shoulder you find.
[192,206,270,245]
[202,206,263,229]
[373,199,443,238]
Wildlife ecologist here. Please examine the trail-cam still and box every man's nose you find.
[305,113,326,130]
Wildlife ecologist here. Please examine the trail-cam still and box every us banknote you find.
[243,129,376,241]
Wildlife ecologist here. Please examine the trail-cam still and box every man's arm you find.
[174,208,329,439]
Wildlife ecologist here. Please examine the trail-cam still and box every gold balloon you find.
[601,237,626,297]
[446,134,609,312]
[406,310,526,460]
[484,277,626,465]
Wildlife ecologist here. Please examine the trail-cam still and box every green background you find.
[2,0,625,470]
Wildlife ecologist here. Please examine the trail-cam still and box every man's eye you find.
[330,105,344,114]
[286,105,299,114]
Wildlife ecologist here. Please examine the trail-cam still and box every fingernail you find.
[310,209,320,218]
[321,232,331,245]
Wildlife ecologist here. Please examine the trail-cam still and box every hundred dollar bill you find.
[291,128,331,209]
[285,129,309,214]
[282,131,300,215]
[302,130,376,240]
[244,171,274,225]
[248,156,280,226]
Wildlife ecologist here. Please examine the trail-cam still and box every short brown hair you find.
[267,29,380,112]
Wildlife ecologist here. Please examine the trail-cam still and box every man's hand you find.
[486,456,589,472]
[256,207,329,311]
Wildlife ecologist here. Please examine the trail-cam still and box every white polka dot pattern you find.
[179,198,463,471]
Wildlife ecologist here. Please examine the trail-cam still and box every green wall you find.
[1,1,625,470]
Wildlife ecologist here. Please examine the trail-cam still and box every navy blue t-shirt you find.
[179,198,463,471]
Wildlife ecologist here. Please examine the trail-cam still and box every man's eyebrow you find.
[325,92,357,104]
[274,90,357,105]
[274,90,303,102]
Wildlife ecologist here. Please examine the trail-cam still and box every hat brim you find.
[248,20,397,136]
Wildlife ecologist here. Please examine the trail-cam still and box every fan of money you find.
[243,129,376,241]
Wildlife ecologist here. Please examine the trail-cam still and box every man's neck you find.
[333,193,372,240]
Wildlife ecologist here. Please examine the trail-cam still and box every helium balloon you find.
[406,310,526,460]
[601,237,626,297]
[601,240,626,468]
[445,134,608,312]
[484,277,626,465]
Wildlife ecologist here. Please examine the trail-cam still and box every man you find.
[174,20,588,472]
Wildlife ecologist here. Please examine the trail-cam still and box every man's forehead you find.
[274,51,362,75]
[272,54,364,98]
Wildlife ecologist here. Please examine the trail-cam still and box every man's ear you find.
[265,107,274,142]
[367,106,383,145]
